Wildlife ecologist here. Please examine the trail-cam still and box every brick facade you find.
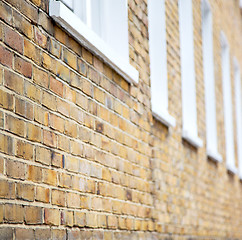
[0,0,241,239]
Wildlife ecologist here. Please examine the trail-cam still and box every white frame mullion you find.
[179,0,202,148]
[148,0,175,127]
[221,32,237,174]
[234,58,242,179]
[202,0,222,162]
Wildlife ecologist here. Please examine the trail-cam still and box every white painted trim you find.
[49,0,139,84]
[152,110,176,128]
[220,31,237,174]
[148,0,176,129]
[234,57,242,179]
[182,130,203,148]
[207,149,223,163]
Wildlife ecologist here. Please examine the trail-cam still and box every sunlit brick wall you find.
[0,0,241,239]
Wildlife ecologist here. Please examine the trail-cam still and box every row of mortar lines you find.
[0,174,154,212]
[0,126,154,198]
[0,197,153,223]
[0,51,152,178]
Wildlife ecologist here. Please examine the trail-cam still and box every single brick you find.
[63,47,77,70]
[24,39,41,64]
[52,229,66,240]
[74,212,86,227]
[5,114,25,137]
[56,62,70,83]
[107,215,118,229]
[66,155,79,173]
[38,11,54,35]
[58,172,72,188]
[82,47,93,64]
[42,91,57,111]
[13,10,33,39]
[34,26,47,48]
[67,229,81,240]
[51,151,64,168]
[52,189,66,207]
[15,97,34,120]
[4,25,23,53]
[28,165,42,183]
[25,206,43,224]
[0,157,3,174]
[49,38,61,58]
[35,228,51,240]
[34,105,49,126]
[35,146,51,165]
[0,179,15,199]
[57,98,70,117]
[0,45,13,68]
[26,123,42,142]
[36,186,50,203]
[14,55,32,78]
[42,52,56,73]
[60,210,73,226]
[64,120,78,138]
[33,66,49,88]
[6,159,25,180]
[4,70,24,94]
[64,85,76,102]
[5,204,24,223]
[42,168,57,186]
[24,81,42,103]
[43,130,57,148]
[49,76,63,97]
[0,1,12,24]
[77,58,87,76]
[67,192,80,208]
[49,113,65,133]
[0,134,14,156]
[15,139,34,160]
[0,205,3,223]
[57,134,70,152]
[44,208,59,226]
[0,89,14,110]
[20,0,38,24]
[86,212,98,228]
[15,228,35,240]
[0,228,14,240]
[16,183,34,201]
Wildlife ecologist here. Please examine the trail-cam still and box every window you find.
[202,0,222,162]
[179,0,203,147]
[221,32,237,174]
[49,0,139,84]
[148,0,175,127]
[234,58,242,178]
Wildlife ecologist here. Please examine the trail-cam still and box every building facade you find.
[0,0,242,239]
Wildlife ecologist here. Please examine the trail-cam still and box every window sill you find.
[227,164,237,175]
[182,130,203,148]
[207,149,222,163]
[152,110,176,128]
[49,0,139,84]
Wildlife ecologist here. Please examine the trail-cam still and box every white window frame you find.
[220,32,237,174]
[234,58,242,179]
[202,0,222,162]
[148,0,176,127]
[179,0,203,148]
[49,0,139,84]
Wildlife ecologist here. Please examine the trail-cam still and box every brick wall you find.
[0,0,241,239]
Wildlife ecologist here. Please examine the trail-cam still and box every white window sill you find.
[49,0,139,84]
[227,164,237,175]
[152,110,176,128]
[207,149,223,163]
[182,130,203,148]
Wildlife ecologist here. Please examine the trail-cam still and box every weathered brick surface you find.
[0,0,241,239]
